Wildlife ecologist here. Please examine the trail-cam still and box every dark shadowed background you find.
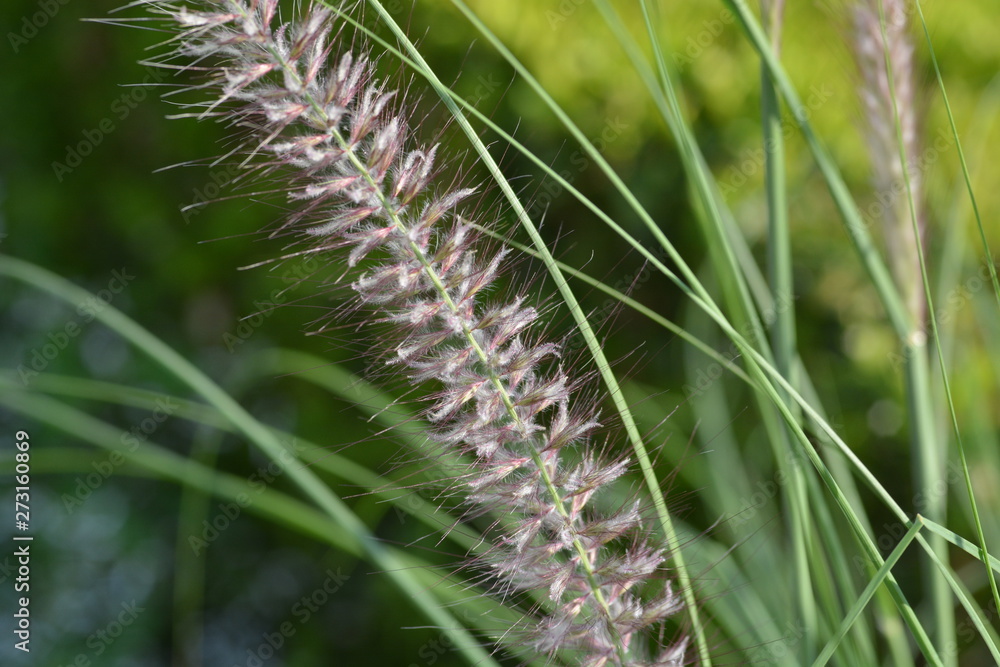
[1,0,999,665]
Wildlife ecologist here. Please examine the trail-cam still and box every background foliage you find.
[1,0,999,665]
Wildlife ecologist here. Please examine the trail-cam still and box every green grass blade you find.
[756,4,813,655]
[920,517,1000,574]
[6,370,488,556]
[909,0,1000,623]
[722,0,911,338]
[812,520,922,667]
[172,422,221,666]
[0,255,500,667]
[911,2,1000,313]
[916,517,1000,663]
[0,392,537,665]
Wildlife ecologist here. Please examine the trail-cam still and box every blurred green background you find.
[1,0,999,665]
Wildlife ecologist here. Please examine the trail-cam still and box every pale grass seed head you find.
[135,0,689,664]
[853,0,926,327]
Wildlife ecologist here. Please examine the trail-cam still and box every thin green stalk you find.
[912,0,1000,625]
[7,369,490,557]
[172,423,221,667]
[723,0,912,338]
[868,5,953,655]
[910,3,1000,312]
[904,342,951,659]
[758,0,796,398]
[813,520,923,667]
[756,2,813,657]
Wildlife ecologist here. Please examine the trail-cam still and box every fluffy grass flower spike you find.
[134,0,689,663]
[852,0,926,327]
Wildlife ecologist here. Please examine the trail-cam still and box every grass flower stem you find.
[757,2,817,659]
[903,342,952,662]
[340,1,705,660]
[911,0,1000,625]
[863,1,960,658]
